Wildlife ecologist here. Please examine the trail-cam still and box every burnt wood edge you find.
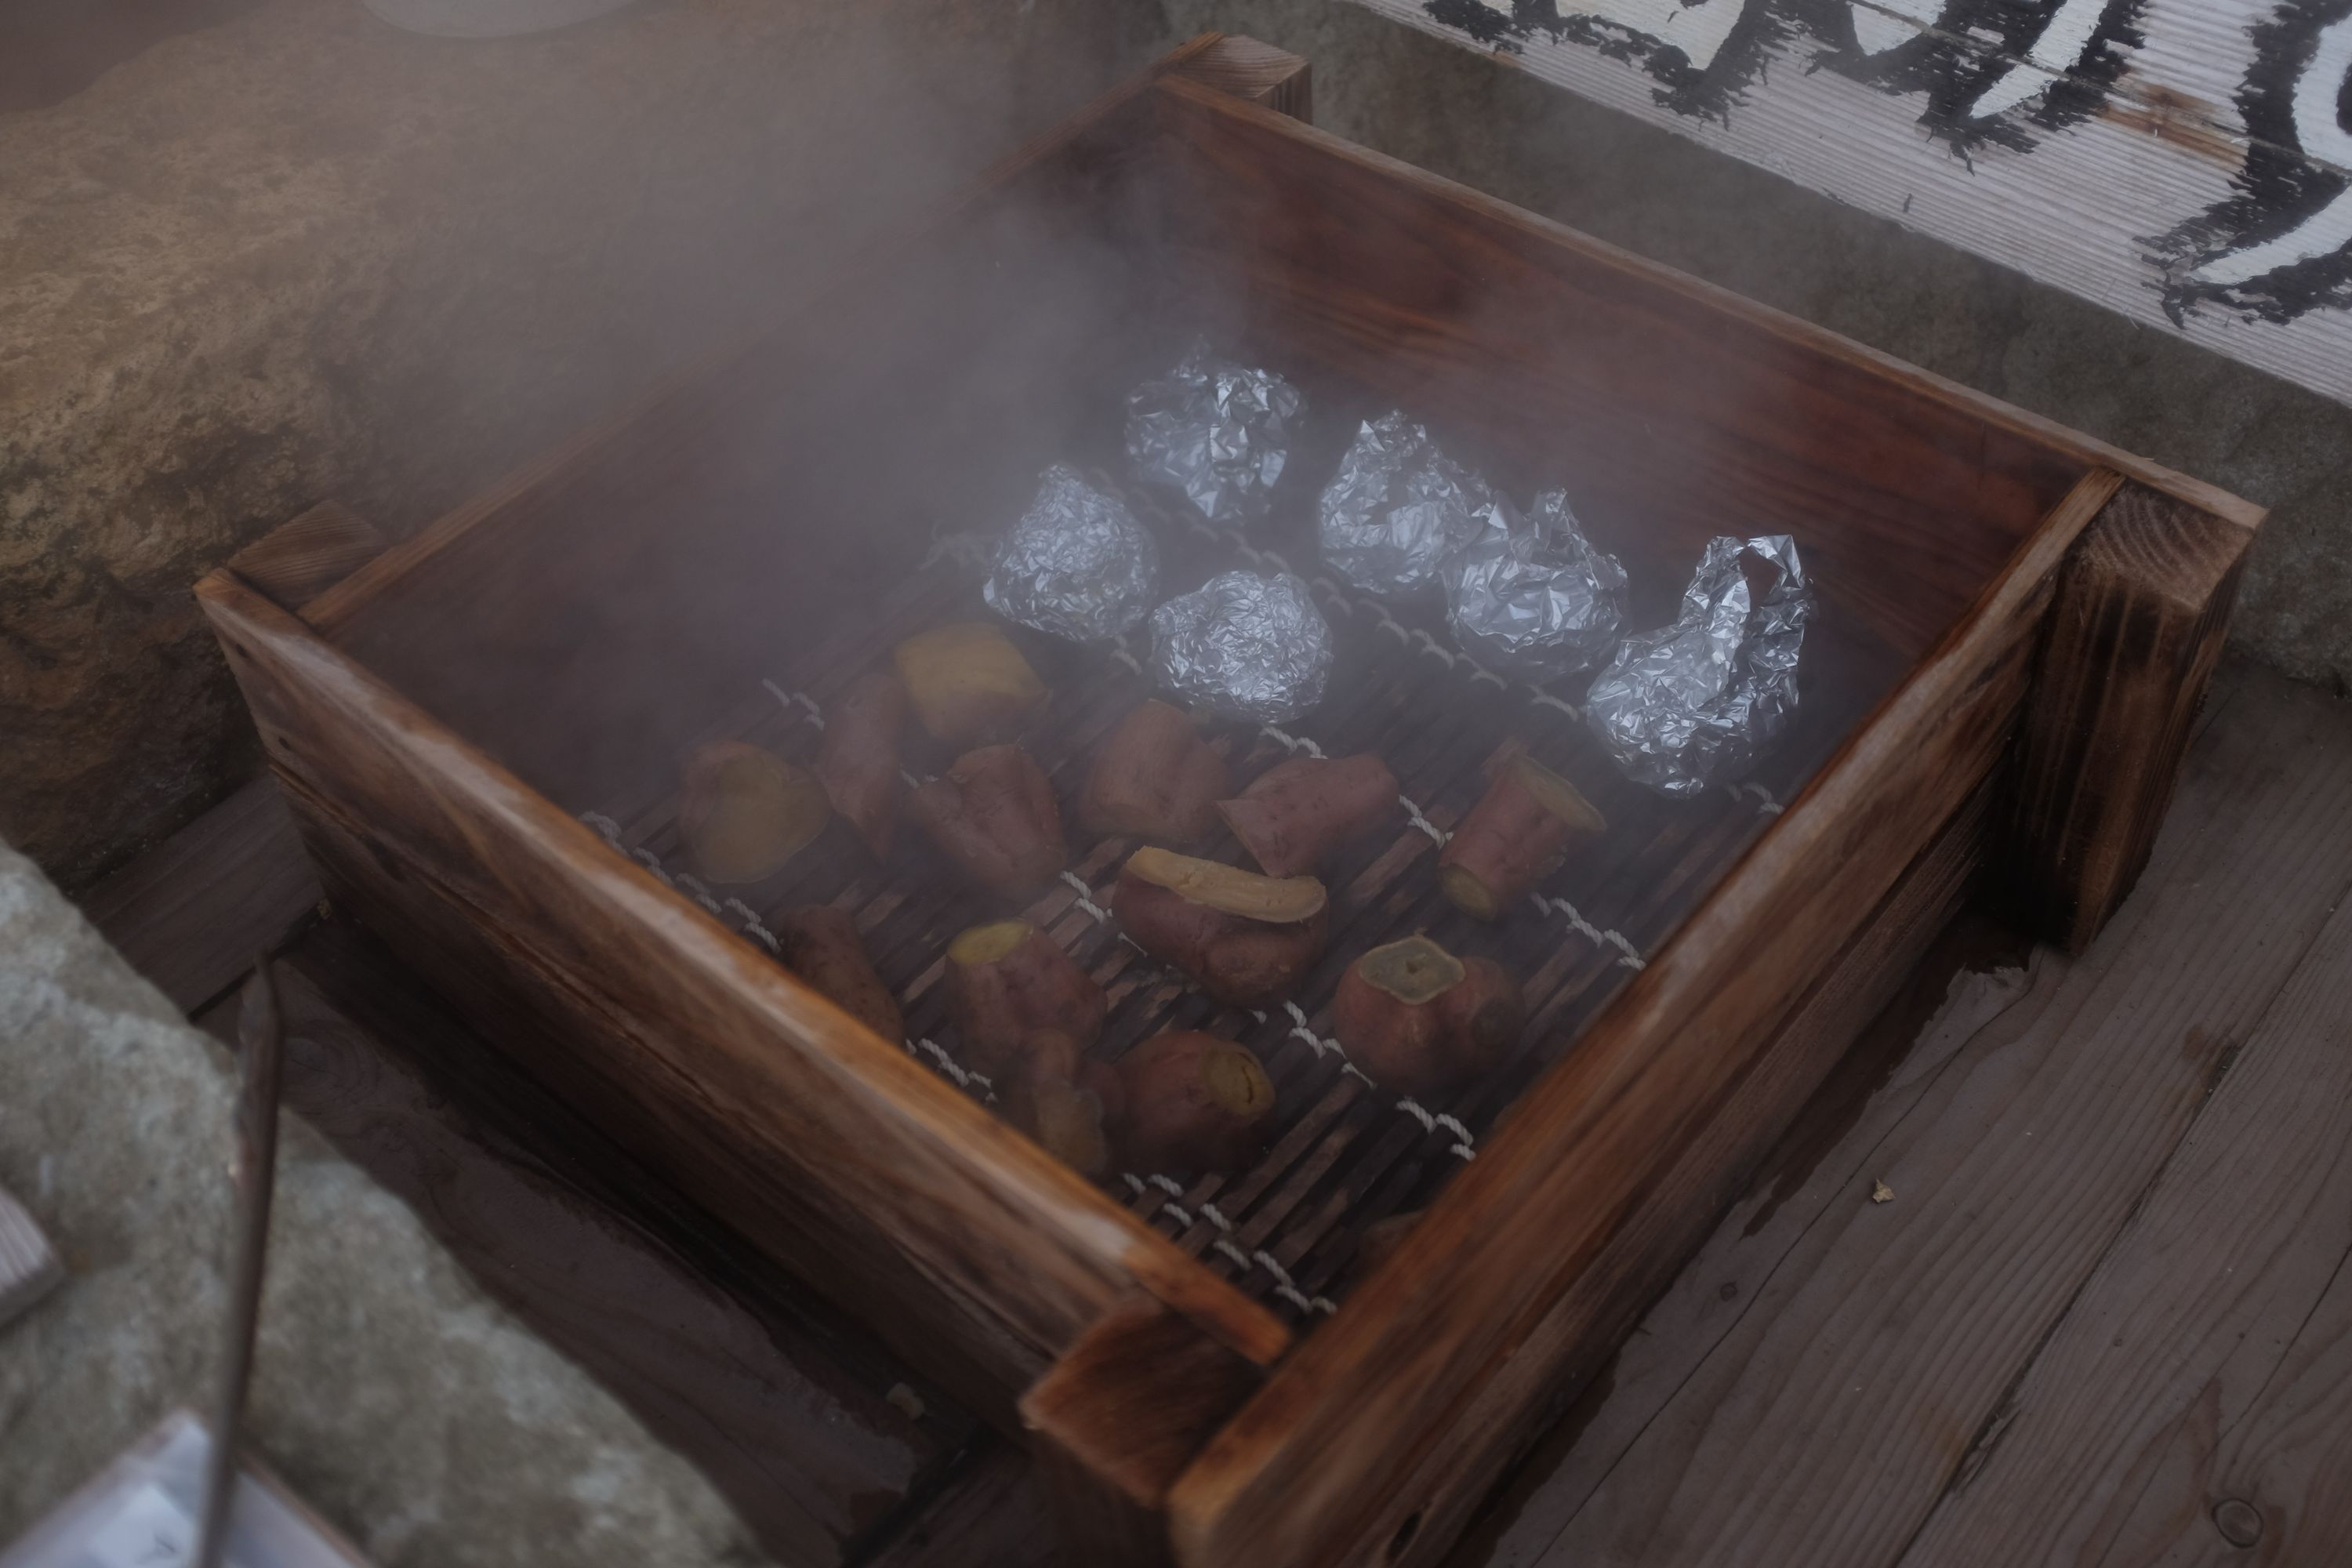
[295,34,1227,642]
[1170,35,1312,125]
[196,567,1288,1380]
[1020,1295,1268,1567]
[223,502,391,615]
[1993,481,2259,953]
[1144,75,2259,537]
[1160,468,2123,1568]
[1373,786,1994,1568]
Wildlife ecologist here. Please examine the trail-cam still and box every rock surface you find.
[0,833,770,1565]
[0,0,1139,886]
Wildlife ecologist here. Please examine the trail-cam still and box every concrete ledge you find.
[0,833,768,1565]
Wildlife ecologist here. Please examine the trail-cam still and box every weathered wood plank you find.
[1342,0,2352,409]
[1453,913,2038,1566]
[1358,779,1999,1568]
[223,502,390,614]
[1498,662,2352,1567]
[77,775,320,1016]
[1171,34,1313,122]
[1894,832,2352,1567]
[188,917,967,1568]
[1022,1296,1266,1566]
[864,1441,1056,1568]
[1999,481,2256,952]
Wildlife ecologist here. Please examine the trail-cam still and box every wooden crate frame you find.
[198,35,2256,1568]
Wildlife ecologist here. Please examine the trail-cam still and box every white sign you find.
[1352,0,2352,408]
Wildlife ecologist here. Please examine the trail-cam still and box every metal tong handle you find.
[193,956,285,1568]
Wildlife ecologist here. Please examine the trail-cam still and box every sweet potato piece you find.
[678,741,829,884]
[816,672,909,858]
[1112,849,1329,1009]
[893,622,1047,748]
[998,1033,1119,1179]
[1437,749,1607,920]
[1110,1031,1276,1174]
[1331,935,1525,1096]
[946,920,1106,1077]
[909,743,1065,899]
[771,906,903,1044]
[1217,753,1401,878]
[1076,699,1229,845]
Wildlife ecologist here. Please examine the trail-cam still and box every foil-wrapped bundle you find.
[1443,489,1629,683]
[982,463,1161,642]
[1316,410,1495,597]
[1585,535,1813,798]
[1149,571,1334,724]
[1125,339,1303,528]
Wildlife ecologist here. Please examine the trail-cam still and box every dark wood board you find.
[1997,481,2254,953]
[78,774,321,1016]
[1472,662,2352,1568]
[189,916,971,1568]
[1896,765,2352,1565]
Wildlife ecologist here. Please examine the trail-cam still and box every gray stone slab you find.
[0,835,769,1567]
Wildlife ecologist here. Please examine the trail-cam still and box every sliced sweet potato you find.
[1437,748,1606,920]
[893,622,1047,748]
[909,743,1065,900]
[1110,1031,1276,1174]
[1076,699,1229,845]
[815,672,909,858]
[1113,850,1329,1009]
[678,741,828,884]
[1331,935,1524,1096]
[1217,753,1400,877]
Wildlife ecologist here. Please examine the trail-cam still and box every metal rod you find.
[193,956,285,1568]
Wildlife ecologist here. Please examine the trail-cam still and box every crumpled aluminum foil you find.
[982,463,1161,642]
[1317,410,1495,597]
[1443,488,1629,683]
[1125,339,1302,528]
[1148,571,1334,724]
[1584,535,1813,798]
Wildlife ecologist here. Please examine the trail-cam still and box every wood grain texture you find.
[0,1183,62,1334]
[1359,782,1997,1568]
[864,1441,1055,1568]
[1165,456,2119,1568]
[2000,481,2256,952]
[1501,663,2352,1568]
[1022,1295,1266,1566]
[194,918,967,1567]
[1170,34,1312,123]
[78,775,320,1016]
[223,502,389,614]
[197,571,1286,1428]
[1457,913,2040,1566]
[1895,797,2352,1567]
[1341,0,2352,411]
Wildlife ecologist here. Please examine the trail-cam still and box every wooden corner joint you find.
[1021,1294,1269,1566]
[1998,477,2257,953]
[1168,34,1313,125]
[223,502,390,615]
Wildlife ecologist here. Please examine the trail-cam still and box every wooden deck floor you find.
[80,658,2352,1567]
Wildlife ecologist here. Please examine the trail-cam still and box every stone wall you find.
[1,0,1145,886]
